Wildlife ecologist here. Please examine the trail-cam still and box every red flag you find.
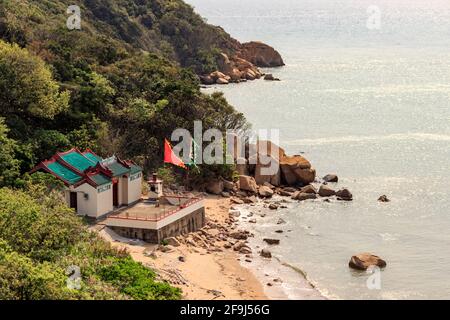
[164,139,187,169]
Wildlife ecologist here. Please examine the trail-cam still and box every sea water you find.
[186,0,450,299]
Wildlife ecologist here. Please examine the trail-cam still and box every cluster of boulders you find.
[199,42,284,85]
[205,140,352,203]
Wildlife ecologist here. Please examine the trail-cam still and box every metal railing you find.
[106,196,203,222]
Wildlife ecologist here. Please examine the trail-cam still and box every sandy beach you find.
[98,196,267,300]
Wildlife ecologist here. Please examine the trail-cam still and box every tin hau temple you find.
[31,147,205,244]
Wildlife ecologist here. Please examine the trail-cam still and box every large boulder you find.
[239,41,285,67]
[250,141,285,186]
[349,253,387,271]
[318,185,336,197]
[280,155,316,186]
[258,186,274,198]
[254,156,281,186]
[239,175,258,193]
[206,180,224,195]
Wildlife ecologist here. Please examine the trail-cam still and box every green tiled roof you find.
[130,164,142,175]
[106,161,130,177]
[90,174,111,186]
[47,161,82,185]
[33,149,143,188]
[83,152,102,164]
[60,152,96,172]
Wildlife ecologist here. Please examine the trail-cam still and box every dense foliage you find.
[0,0,248,180]
[0,184,181,299]
[0,0,249,300]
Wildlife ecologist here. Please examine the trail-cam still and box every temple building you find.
[30,148,143,218]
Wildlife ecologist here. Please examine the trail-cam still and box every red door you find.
[70,192,78,211]
[113,181,119,207]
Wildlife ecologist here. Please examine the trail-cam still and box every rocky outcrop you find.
[263,238,280,245]
[200,41,284,85]
[238,42,285,68]
[260,249,272,258]
[280,155,316,186]
[349,253,387,271]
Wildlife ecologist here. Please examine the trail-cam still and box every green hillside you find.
[0,0,250,300]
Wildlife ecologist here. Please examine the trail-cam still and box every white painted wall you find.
[97,184,113,218]
[105,199,205,230]
[128,173,142,204]
[66,183,113,218]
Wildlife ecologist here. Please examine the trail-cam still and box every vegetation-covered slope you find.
[0,0,251,300]
[0,0,249,182]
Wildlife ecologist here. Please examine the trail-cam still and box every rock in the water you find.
[260,249,272,258]
[206,179,224,195]
[336,188,353,201]
[239,41,285,67]
[280,155,316,186]
[318,184,336,197]
[277,218,286,225]
[378,195,390,203]
[239,175,258,193]
[349,253,387,271]
[264,74,280,81]
[323,174,339,183]
[292,192,318,201]
[263,238,280,245]
[300,185,317,194]
[259,186,274,198]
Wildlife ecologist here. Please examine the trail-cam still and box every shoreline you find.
[98,196,267,300]
[233,201,326,300]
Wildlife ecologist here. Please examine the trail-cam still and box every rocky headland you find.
[199,41,285,85]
